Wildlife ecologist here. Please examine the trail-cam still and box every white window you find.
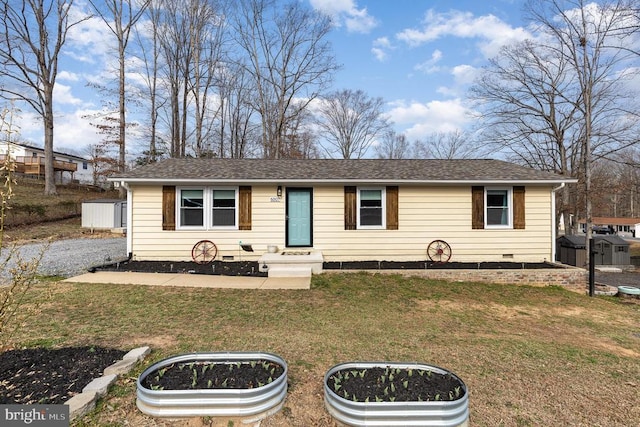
[485,188,511,228]
[179,189,204,227]
[178,187,238,229]
[357,187,385,229]
[211,188,237,227]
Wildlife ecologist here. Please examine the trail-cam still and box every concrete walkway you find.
[63,271,310,289]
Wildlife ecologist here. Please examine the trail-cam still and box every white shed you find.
[81,199,127,230]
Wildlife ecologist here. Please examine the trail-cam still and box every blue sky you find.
[315,0,531,142]
[13,0,533,157]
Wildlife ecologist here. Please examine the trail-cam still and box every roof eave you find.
[109,177,576,185]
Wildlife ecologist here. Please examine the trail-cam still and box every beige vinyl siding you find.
[129,184,555,263]
[312,186,553,262]
[130,185,285,261]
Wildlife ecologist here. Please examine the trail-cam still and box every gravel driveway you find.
[1,237,127,280]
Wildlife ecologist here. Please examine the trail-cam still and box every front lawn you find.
[10,273,640,426]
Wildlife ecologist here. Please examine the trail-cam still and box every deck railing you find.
[15,156,77,174]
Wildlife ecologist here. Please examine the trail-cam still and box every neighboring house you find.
[111,158,575,266]
[0,141,94,184]
[578,217,640,238]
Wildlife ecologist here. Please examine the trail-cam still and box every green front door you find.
[286,188,312,247]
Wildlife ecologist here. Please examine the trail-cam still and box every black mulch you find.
[92,260,268,277]
[0,346,126,405]
[91,259,562,277]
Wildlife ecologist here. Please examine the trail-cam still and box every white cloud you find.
[386,99,475,139]
[396,9,531,58]
[54,84,84,106]
[53,109,103,152]
[371,37,392,61]
[58,71,81,82]
[310,0,378,33]
[66,10,114,64]
[371,48,386,62]
[414,49,444,74]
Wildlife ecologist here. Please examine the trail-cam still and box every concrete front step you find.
[267,265,312,277]
[259,251,323,276]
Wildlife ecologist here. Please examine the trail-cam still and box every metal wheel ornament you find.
[427,240,452,263]
[191,240,218,264]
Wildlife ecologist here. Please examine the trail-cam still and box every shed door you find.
[286,188,312,247]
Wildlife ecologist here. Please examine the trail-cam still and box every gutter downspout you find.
[551,182,565,263]
[121,181,132,258]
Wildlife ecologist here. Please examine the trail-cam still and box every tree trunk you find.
[43,84,57,196]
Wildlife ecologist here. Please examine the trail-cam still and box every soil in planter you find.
[141,360,285,390]
[326,366,465,403]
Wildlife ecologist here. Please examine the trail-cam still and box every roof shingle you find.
[113,158,571,183]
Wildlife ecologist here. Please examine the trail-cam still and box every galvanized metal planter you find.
[324,361,469,427]
[137,352,287,421]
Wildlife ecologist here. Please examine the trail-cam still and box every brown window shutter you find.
[162,186,176,230]
[472,186,484,229]
[386,186,398,230]
[513,186,525,229]
[344,186,357,230]
[239,186,252,230]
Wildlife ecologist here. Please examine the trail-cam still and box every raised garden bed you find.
[324,361,468,426]
[136,352,287,420]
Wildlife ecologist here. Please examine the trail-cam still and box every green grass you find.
[10,272,640,426]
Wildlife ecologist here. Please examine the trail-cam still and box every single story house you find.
[111,158,575,267]
[578,217,640,238]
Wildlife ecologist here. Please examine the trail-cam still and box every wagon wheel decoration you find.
[427,239,452,263]
[191,240,218,264]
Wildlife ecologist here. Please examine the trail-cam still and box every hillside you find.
[1,177,120,242]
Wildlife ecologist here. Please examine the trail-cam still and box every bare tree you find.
[88,0,149,195]
[232,0,338,158]
[470,39,583,233]
[315,89,391,159]
[135,1,163,163]
[0,0,89,195]
[470,1,640,237]
[215,61,260,158]
[375,130,411,159]
[526,0,640,251]
[413,130,481,160]
[187,0,226,158]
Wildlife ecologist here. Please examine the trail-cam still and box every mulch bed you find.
[92,260,268,277]
[92,259,562,277]
[0,346,126,405]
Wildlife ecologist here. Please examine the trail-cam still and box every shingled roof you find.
[112,158,572,184]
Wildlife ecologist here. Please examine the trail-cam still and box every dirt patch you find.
[326,366,465,402]
[141,359,285,390]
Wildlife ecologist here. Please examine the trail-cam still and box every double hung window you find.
[358,188,385,229]
[486,189,511,227]
[178,187,237,229]
[179,189,204,227]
